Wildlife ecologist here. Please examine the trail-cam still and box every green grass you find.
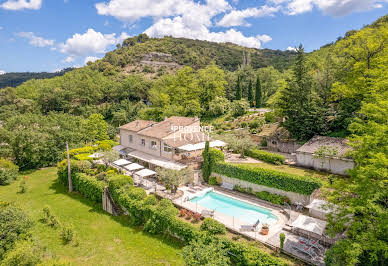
[0,168,184,266]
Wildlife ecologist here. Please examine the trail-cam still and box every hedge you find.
[213,162,321,195]
[0,159,19,185]
[233,185,290,205]
[62,146,96,159]
[72,173,105,203]
[245,148,285,165]
[200,218,226,235]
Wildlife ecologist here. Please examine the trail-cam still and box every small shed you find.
[296,136,354,175]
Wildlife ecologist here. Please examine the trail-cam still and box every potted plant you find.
[261,224,269,235]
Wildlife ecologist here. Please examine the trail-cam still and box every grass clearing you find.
[0,167,184,266]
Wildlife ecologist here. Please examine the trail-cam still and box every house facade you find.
[115,116,221,173]
[295,136,355,175]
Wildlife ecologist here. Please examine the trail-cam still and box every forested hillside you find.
[0,68,73,88]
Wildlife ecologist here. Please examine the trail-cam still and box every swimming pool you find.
[190,191,278,225]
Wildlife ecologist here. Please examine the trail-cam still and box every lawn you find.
[0,167,184,266]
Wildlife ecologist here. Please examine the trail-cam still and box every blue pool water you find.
[190,192,277,224]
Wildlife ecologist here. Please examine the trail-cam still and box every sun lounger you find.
[201,210,214,218]
[292,242,317,259]
[299,236,324,254]
[240,219,260,232]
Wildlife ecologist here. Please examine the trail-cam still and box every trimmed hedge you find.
[72,173,105,203]
[233,185,290,205]
[200,218,226,235]
[63,146,96,159]
[245,148,285,165]
[214,162,321,195]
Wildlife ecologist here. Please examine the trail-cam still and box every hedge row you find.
[233,185,290,205]
[214,162,321,195]
[245,148,285,165]
[56,163,288,265]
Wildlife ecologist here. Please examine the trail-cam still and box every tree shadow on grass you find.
[48,179,184,250]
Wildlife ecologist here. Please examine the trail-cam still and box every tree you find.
[217,132,255,158]
[247,80,253,107]
[101,150,120,167]
[235,76,242,100]
[81,113,109,142]
[255,74,262,108]
[201,141,211,182]
[208,97,230,117]
[230,99,249,117]
[0,159,19,186]
[156,167,193,193]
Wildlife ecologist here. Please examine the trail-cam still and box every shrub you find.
[49,215,60,228]
[61,224,74,244]
[240,121,247,128]
[208,176,217,186]
[230,99,249,117]
[96,140,117,149]
[200,218,226,235]
[245,148,285,165]
[186,211,193,220]
[72,173,105,203]
[215,176,223,185]
[107,174,133,190]
[64,146,95,158]
[261,138,268,147]
[0,158,19,186]
[280,233,285,250]
[214,163,321,195]
[0,240,43,266]
[209,148,225,162]
[73,153,93,161]
[264,111,276,123]
[182,238,230,266]
[18,179,27,193]
[248,118,264,129]
[42,206,52,224]
[179,208,187,217]
[0,203,33,259]
[254,191,290,205]
[192,213,201,223]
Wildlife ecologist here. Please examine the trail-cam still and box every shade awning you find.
[113,159,132,166]
[125,150,186,170]
[291,215,327,235]
[112,145,126,151]
[124,163,144,171]
[178,140,227,151]
[134,168,157,178]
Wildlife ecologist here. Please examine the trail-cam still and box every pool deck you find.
[174,186,326,265]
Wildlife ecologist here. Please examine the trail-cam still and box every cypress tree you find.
[248,80,253,107]
[255,74,262,108]
[201,141,211,182]
[235,76,242,100]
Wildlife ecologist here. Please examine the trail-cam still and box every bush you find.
[42,206,52,224]
[182,238,230,266]
[214,163,321,195]
[261,138,268,147]
[208,176,217,186]
[254,191,289,205]
[230,99,249,117]
[264,111,276,123]
[61,224,74,244]
[0,159,19,186]
[0,240,43,266]
[73,153,93,161]
[0,202,33,259]
[72,173,105,203]
[240,121,247,128]
[245,148,285,165]
[248,118,264,129]
[200,218,226,235]
[280,233,285,250]
[18,179,27,193]
[64,146,95,158]
[209,148,224,162]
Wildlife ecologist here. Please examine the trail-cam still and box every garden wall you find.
[213,173,312,205]
[296,153,354,176]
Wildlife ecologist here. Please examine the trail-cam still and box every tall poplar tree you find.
[255,75,262,108]
[201,141,211,182]
[247,80,253,107]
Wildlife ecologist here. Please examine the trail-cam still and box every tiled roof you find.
[296,136,352,157]
[137,116,199,139]
[119,120,155,132]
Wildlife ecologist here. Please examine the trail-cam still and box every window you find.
[163,143,172,153]
[129,135,133,143]
[141,139,145,146]
[150,141,157,149]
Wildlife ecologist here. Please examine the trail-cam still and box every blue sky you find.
[0,0,387,73]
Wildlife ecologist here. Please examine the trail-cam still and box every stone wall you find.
[296,153,354,176]
[213,173,312,205]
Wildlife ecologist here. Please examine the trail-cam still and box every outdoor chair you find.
[292,241,317,259]
[299,236,324,254]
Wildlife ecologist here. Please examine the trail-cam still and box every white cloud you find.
[16,32,54,47]
[257,34,272,43]
[117,32,131,43]
[145,16,268,48]
[0,70,6,75]
[63,56,75,63]
[84,56,100,64]
[286,46,297,51]
[217,5,280,27]
[282,0,387,16]
[0,0,42,10]
[96,0,230,26]
[59,28,117,56]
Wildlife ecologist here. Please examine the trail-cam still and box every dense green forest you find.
[0,14,387,266]
[0,68,73,88]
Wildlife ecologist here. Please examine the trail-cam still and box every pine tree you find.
[201,141,211,182]
[248,80,253,107]
[255,75,262,108]
[235,76,242,100]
